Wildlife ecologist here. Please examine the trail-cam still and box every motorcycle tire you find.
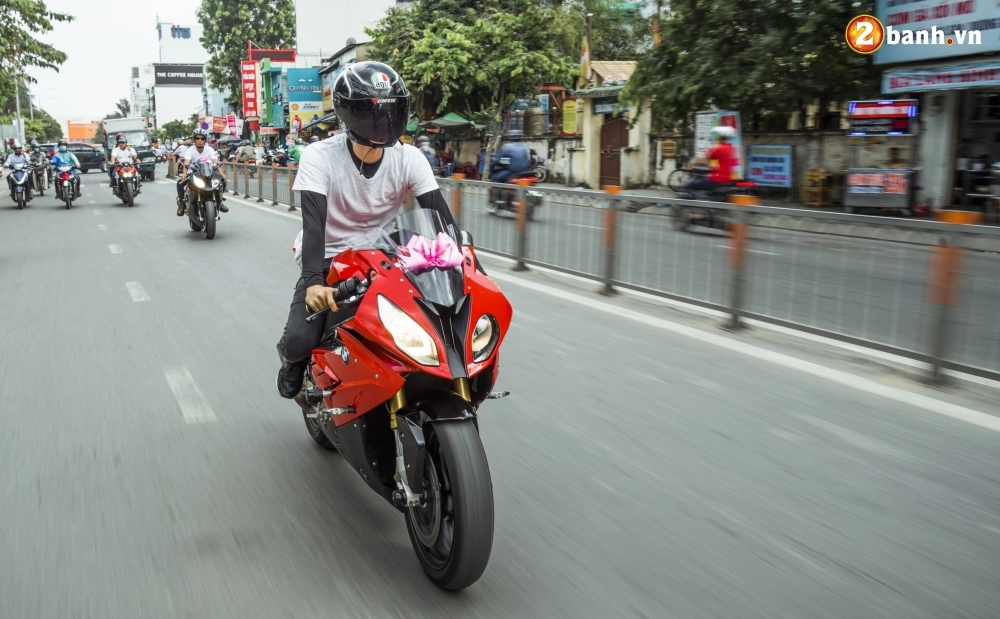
[672,206,691,232]
[667,169,690,193]
[302,412,336,450]
[532,165,547,183]
[36,177,44,196]
[125,183,134,207]
[188,216,202,232]
[203,200,217,240]
[65,192,72,209]
[406,420,493,591]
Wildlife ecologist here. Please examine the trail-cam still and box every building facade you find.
[129,65,155,119]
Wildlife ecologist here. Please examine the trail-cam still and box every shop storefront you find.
[874,0,1000,212]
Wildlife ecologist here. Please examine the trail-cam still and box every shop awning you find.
[418,112,485,130]
[406,118,418,133]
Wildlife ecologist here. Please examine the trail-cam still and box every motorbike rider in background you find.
[275,61,468,399]
[49,140,82,198]
[416,135,440,175]
[176,129,228,216]
[682,126,737,194]
[489,140,530,184]
[274,148,290,167]
[289,138,305,164]
[108,133,142,194]
[5,143,34,200]
[236,141,256,163]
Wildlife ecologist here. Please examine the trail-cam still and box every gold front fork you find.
[454,378,471,402]
[388,388,406,429]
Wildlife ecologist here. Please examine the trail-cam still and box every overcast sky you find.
[27,0,203,124]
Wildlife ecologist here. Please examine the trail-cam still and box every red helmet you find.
[115,133,127,143]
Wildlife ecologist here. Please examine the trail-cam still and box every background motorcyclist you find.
[289,138,305,164]
[177,129,228,216]
[275,61,470,399]
[49,140,82,198]
[236,141,256,163]
[489,141,530,184]
[274,149,290,166]
[682,126,738,194]
[416,135,440,175]
[5,143,34,200]
[108,133,141,194]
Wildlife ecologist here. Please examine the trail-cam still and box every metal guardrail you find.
[219,166,1000,383]
[437,178,1000,384]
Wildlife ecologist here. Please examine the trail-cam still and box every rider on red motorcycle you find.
[682,125,738,194]
[276,61,478,399]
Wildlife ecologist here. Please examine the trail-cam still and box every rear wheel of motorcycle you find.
[203,200,217,239]
[125,183,134,207]
[406,420,493,591]
[65,191,72,209]
[532,166,547,183]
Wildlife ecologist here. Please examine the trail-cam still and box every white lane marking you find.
[155,180,172,185]
[93,210,101,215]
[489,270,1000,433]
[88,200,96,204]
[98,224,107,231]
[477,251,1000,392]
[108,244,122,254]
[125,281,149,302]
[567,223,603,230]
[163,367,218,424]
[714,244,779,256]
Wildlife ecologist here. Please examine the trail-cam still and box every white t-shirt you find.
[184,145,218,165]
[293,134,438,258]
[109,146,138,164]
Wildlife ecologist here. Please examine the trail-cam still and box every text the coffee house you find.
[874,0,1000,214]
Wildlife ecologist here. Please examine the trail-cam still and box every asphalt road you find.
[2,165,1000,618]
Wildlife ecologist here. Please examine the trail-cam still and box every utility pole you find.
[29,93,34,120]
[14,77,24,144]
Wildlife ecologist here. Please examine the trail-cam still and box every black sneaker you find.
[276,359,308,399]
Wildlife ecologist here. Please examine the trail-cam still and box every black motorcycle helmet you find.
[333,61,409,147]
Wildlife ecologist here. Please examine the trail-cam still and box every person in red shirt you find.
[683,126,738,193]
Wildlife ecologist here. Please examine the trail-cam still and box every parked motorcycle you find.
[113,161,140,207]
[284,209,511,590]
[31,154,48,195]
[8,163,32,209]
[487,175,542,220]
[54,164,79,209]
[183,159,224,240]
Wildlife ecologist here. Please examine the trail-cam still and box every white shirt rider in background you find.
[176,129,228,215]
[108,134,140,190]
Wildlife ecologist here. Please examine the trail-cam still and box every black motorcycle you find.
[31,154,48,195]
[672,166,755,232]
[183,160,224,240]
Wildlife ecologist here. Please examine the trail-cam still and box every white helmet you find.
[711,126,737,141]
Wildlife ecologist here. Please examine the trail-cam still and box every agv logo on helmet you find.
[370,72,391,89]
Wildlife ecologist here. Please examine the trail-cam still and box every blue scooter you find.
[8,162,32,209]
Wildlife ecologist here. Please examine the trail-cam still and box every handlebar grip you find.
[304,276,365,324]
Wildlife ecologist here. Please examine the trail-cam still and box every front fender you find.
[412,388,476,422]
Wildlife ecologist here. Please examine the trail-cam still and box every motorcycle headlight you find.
[192,176,206,189]
[144,157,155,163]
[211,178,221,188]
[471,314,499,362]
[377,295,438,366]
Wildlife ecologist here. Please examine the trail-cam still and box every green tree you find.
[0,1,73,76]
[197,0,295,107]
[623,0,879,131]
[153,114,199,143]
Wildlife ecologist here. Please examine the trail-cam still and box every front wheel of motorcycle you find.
[203,200,217,240]
[406,420,493,591]
[16,192,25,210]
[125,182,134,207]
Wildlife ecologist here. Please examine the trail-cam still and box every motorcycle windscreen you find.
[393,209,464,307]
[196,161,214,178]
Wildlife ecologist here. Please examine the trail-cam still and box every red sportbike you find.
[113,161,139,207]
[283,209,512,590]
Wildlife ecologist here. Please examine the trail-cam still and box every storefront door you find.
[600,117,628,187]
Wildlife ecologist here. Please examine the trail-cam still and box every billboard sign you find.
[747,145,792,188]
[153,64,205,86]
[873,0,1000,65]
[249,48,296,63]
[322,68,343,111]
[847,100,917,135]
[883,61,1000,93]
[241,60,260,121]
[211,116,227,133]
[289,101,323,133]
[286,68,322,102]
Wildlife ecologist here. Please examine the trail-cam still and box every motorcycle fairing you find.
[312,328,405,427]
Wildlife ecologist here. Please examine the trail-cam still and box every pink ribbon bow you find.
[398,232,464,271]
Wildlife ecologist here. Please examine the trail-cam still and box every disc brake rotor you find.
[410,455,441,547]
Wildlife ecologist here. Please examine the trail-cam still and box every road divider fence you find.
[215,164,1000,383]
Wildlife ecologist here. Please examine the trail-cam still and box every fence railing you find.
[220,166,1000,383]
[437,178,1000,384]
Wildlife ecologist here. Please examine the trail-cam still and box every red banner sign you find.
[241,60,259,121]
[211,117,227,133]
[847,172,908,194]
